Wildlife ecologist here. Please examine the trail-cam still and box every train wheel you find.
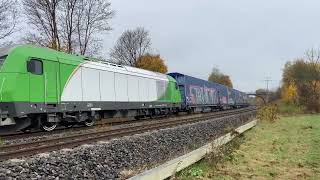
[40,116,57,132]
[41,122,57,132]
[84,118,95,127]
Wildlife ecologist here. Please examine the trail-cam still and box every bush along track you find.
[0,111,256,179]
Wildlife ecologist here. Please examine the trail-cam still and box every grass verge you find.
[277,102,305,116]
[176,115,320,179]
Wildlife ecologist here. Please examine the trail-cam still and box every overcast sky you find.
[103,0,320,92]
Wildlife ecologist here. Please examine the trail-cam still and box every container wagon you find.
[168,72,227,112]
[167,72,249,112]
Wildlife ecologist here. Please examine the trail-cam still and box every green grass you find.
[176,115,320,180]
[277,102,305,115]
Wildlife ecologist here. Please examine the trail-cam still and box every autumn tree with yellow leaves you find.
[281,83,298,104]
[136,54,168,73]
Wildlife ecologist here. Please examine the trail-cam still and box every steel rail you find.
[0,116,151,141]
[0,108,256,161]
[0,108,248,140]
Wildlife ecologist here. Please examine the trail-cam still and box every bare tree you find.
[23,0,114,55]
[23,0,61,50]
[59,0,78,53]
[306,48,320,63]
[110,27,151,66]
[0,0,18,41]
[75,0,113,55]
[305,48,320,81]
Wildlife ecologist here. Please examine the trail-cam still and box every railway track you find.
[0,116,155,141]
[0,109,229,141]
[0,107,256,161]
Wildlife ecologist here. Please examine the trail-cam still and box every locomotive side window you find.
[27,59,43,75]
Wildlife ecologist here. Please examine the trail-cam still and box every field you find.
[176,115,320,179]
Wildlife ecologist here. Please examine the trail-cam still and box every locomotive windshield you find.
[0,55,7,67]
[0,44,20,67]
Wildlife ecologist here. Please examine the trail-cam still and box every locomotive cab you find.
[0,45,62,133]
[0,46,31,132]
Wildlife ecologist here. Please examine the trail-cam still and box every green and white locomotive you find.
[0,45,182,132]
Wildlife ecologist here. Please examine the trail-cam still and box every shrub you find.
[257,104,279,122]
[188,167,203,177]
[277,102,305,115]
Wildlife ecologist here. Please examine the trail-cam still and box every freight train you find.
[0,45,248,133]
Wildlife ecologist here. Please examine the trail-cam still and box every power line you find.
[262,77,273,103]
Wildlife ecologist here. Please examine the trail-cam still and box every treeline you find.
[251,49,320,112]
[281,49,320,112]
[250,49,320,113]
[0,0,168,73]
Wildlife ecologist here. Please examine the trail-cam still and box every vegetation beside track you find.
[176,115,320,179]
[277,102,305,116]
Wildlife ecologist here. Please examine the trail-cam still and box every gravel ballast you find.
[0,112,256,180]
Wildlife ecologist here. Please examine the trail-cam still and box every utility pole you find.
[263,77,273,103]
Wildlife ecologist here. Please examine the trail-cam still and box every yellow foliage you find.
[136,54,168,73]
[281,83,298,104]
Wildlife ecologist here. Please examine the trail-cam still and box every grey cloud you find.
[103,0,320,92]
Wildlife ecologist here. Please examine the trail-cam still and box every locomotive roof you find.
[168,72,247,95]
[3,44,171,81]
[168,72,225,87]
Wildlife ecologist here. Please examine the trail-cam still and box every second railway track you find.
[0,107,256,161]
